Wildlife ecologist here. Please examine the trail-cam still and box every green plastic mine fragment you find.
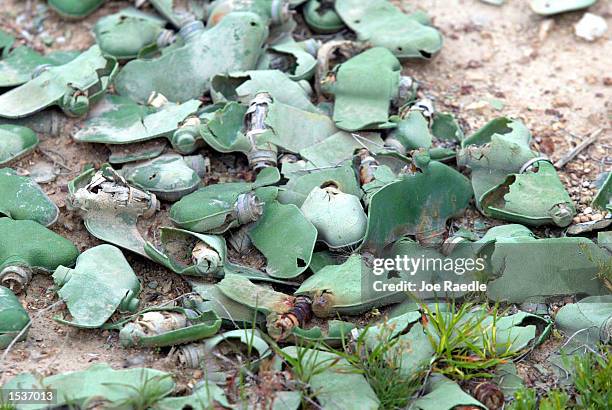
[48,0,105,18]
[280,346,380,409]
[211,69,318,113]
[118,307,221,348]
[0,285,30,349]
[3,363,175,409]
[0,45,78,88]
[94,8,168,60]
[0,124,39,165]
[0,167,59,226]
[361,156,472,251]
[248,201,317,279]
[0,45,118,118]
[67,165,159,258]
[53,244,140,328]
[335,0,443,59]
[74,94,202,154]
[114,12,268,103]
[296,254,406,317]
[530,0,597,15]
[0,218,79,293]
[118,153,205,201]
[321,47,401,131]
[170,167,280,234]
[303,0,345,33]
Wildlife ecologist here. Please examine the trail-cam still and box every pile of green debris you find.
[0,0,610,409]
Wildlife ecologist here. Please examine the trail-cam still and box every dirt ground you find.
[0,0,611,395]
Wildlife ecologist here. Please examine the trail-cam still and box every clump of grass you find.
[422,302,519,381]
[508,348,611,409]
[339,325,424,410]
[104,371,174,410]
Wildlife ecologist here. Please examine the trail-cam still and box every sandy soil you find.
[0,0,610,395]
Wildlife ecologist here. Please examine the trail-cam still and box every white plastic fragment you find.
[575,13,608,42]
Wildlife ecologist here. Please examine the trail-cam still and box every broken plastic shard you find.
[530,0,598,15]
[296,254,406,317]
[145,228,225,276]
[321,47,401,131]
[593,172,611,212]
[177,328,270,371]
[48,0,105,18]
[155,380,230,410]
[145,227,283,283]
[278,162,362,206]
[361,153,472,251]
[458,117,575,227]
[214,275,311,338]
[118,153,205,201]
[303,0,345,33]
[189,281,266,326]
[170,167,279,233]
[431,111,464,142]
[67,164,159,258]
[53,244,140,328]
[0,125,39,166]
[0,45,118,118]
[412,375,486,410]
[207,0,291,27]
[0,44,78,88]
[481,159,575,227]
[291,320,355,347]
[478,224,610,302]
[248,201,317,279]
[3,363,174,409]
[74,94,202,154]
[114,12,268,103]
[335,0,443,59]
[0,285,30,349]
[279,346,380,409]
[387,102,434,152]
[211,70,318,113]
[257,38,319,81]
[0,167,59,226]
[300,185,367,249]
[108,139,168,164]
[216,274,296,318]
[94,8,169,59]
[118,307,221,348]
[0,218,79,293]
[555,295,612,346]
[298,131,384,168]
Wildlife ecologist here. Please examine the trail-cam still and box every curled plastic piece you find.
[114,12,269,103]
[0,285,30,349]
[0,125,39,166]
[300,185,367,249]
[74,94,202,154]
[335,0,443,60]
[48,0,105,19]
[0,218,79,293]
[303,0,345,33]
[0,46,118,118]
[118,153,205,201]
[170,167,280,233]
[94,8,170,60]
[67,164,159,258]
[530,0,597,15]
[119,307,221,348]
[53,245,140,328]
[321,47,402,131]
[458,117,575,227]
[0,167,59,226]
